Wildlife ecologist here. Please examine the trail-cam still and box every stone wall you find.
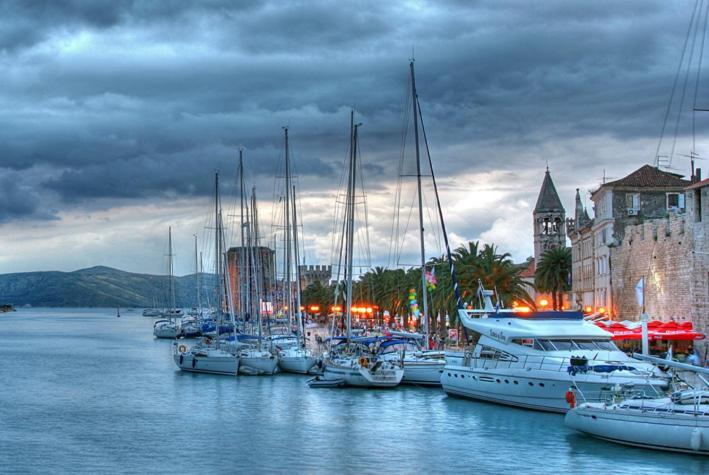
[610,215,693,323]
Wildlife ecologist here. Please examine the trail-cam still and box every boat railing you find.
[463,352,658,378]
[464,351,573,373]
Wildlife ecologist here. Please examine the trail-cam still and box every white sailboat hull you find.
[279,355,318,374]
[401,359,444,386]
[239,352,279,375]
[322,361,404,388]
[565,402,709,454]
[441,364,668,413]
[154,325,179,339]
[173,350,239,376]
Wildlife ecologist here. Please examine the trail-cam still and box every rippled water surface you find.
[0,308,707,474]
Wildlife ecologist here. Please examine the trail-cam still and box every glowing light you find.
[309,305,320,312]
[539,298,549,307]
[515,306,532,313]
[584,306,593,313]
[598,307,606,314]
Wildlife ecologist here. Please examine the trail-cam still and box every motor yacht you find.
[441,287,670,412]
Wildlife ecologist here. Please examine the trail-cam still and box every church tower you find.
[533,168,566,265]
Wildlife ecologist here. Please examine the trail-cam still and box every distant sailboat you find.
[116,306,121,318]
[154,227,181,339]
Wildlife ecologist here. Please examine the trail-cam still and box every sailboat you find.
[313,111,404,388]
[276,128,318,374]
[154,227,181,339]
[232,149,279,375]
[173,172,239,375]
[382,60,446,385]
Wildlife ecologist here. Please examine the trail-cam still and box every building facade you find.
[298,264,332,291]
[226,246,276,314]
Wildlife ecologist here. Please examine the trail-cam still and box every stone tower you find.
[533,168,566,264]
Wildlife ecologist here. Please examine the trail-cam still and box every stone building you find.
[298,264,332,290]
[226,246,276,314]
[524,169,568,307]
[568,164,695,318]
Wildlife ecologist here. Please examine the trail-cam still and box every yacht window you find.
[479,346,518,361]
[538,340,557,351]
[533,340,546,351]
[512,338,534,347]
[550,340,572,350]
[593,341,618,351]
[573,340,598,350]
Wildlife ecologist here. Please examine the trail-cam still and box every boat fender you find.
[192,357,197,369]
[179,354,184,365]
[565,387,576,409]
[691,428,702,452]
[178,345,187,354]
[359,357,369,368]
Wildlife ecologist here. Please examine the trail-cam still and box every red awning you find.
[595,320,705,341]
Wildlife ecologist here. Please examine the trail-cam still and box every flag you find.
[425,267,437,290]
[635,277,644,308]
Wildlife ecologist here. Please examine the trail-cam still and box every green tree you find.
[534,246,571,310]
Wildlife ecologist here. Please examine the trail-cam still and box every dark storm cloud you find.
[0,0,703,215]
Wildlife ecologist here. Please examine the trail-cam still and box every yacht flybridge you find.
[441,286,670,413]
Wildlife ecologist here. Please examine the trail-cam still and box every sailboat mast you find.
[194,234,201,311]
[238,150,246,328]
[411,59,429,344]
[168,226,176,313]
[291,184,303,346]
[250,189,263,345]
[283,127,293,330]
[214,172,222,349]
[345,110,359,340]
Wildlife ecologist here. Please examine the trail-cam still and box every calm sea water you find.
[0,308,706,474]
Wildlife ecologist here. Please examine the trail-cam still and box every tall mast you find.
[345,110,360,340]
[194,234,201,311]
[411,59,429,344]
[283,127,293,330]
[250,188,263,345]
[214,172,222,349]
[168,226,175,313]
[238,149,246,329]
[292,184,303,346]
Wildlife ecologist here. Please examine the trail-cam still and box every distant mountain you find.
[0,266,216,307]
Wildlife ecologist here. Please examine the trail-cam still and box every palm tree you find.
[534,246,571,310]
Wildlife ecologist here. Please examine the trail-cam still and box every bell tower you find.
[533,168,566,264]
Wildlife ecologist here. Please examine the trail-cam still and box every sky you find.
[0,0,707,276]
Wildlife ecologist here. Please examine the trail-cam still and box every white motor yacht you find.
[319,338,404,388]
[173,341,239,375]
[142,308,161,317]
[441,287,669,413]
[153,319,179,339]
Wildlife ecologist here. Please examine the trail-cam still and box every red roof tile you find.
[686,177,709,190]
[595,165,689,193]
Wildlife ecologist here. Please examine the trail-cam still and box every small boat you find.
[142,308,161,317]
[116,307,121,318]
[377,334,444,386]
[308,376,346,388]
[565,355,709,454]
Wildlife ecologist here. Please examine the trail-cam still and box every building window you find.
[626,193,640,212]
[667,192,685,211]
[696,190,702,222]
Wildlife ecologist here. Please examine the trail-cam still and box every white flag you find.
[635,277,644,308]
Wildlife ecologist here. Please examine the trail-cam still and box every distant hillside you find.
[0,266,216,307]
